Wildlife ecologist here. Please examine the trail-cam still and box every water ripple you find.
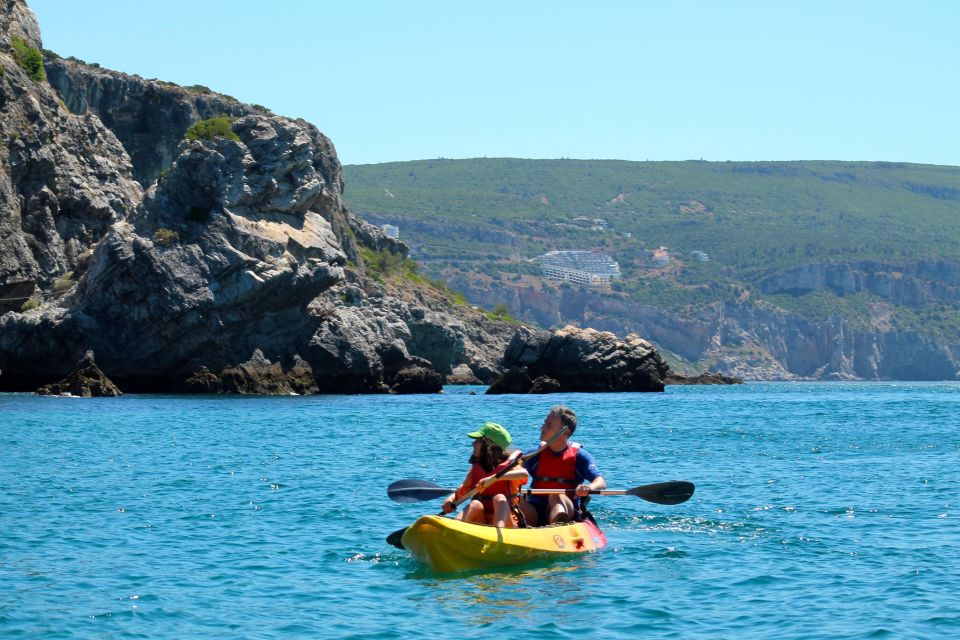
[2,383,959,638]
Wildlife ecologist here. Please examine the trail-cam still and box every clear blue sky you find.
[29,0,960,167]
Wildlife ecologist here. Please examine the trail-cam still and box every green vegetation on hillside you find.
[345,159,960,274]
[12,36,45,82]
[185,117,239,142]
[153,228,180,245]
[358,246,419,281]
[343,158,960,339]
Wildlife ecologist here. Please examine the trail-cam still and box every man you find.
[518,405,606,526]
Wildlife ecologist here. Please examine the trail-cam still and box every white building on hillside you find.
[381,224,399,239]
[537,250,621,286]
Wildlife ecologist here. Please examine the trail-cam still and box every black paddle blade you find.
[387,479,452,503]
[628,481,696,505]
[386,527,407,549]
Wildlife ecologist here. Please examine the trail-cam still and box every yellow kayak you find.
[400,515,607,573]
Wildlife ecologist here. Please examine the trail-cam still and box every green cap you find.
[467,422,512,448]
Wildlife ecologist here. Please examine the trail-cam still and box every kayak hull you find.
[400,515,607,573]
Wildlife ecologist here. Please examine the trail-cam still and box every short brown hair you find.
[550,404,577,436]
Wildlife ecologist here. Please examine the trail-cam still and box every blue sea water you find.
[1,383,959,639]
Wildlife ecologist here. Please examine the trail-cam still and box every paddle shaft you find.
[389,478,695,506]
[523,489,634,496]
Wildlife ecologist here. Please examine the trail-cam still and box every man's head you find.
[541,404,577,443]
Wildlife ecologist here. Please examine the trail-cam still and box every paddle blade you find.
[628,481,696,505]
[387,479,453,503]
[386,527,407,549]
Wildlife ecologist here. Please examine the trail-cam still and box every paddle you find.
[387,479,452,503]
[526,481,696,505]
[388,479,696,505]
[385,425,571,549]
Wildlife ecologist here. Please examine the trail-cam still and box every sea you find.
[1,382,958,639]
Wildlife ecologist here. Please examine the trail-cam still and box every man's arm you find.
[575,448,606,495]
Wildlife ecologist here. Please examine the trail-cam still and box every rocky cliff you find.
[0,1,142,315]
[0,0,514,392]
[757,260,960,307]
[451,275,960,381]
[44,52,259,188]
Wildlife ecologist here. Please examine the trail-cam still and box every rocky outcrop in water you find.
[36,350,121,396]
[486,325,669,393]
[664,371,742,385]
[0,0,516,393]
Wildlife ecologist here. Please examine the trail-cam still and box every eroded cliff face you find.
[451,276,959,381]
[0,0,515,392]
[0,2,143,314]
[44,53,260,188]
[0,0,40,48]
[758,260,960,307]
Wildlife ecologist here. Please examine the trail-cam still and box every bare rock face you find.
[36,350,121,396]
[487,325,669,394]
[0,1,515,393]
[0,112,446,392]
[0,0,41,49]
[44,53,261,188]
[0,22,143,315]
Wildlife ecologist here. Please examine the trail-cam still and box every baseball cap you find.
[466,422,512,448]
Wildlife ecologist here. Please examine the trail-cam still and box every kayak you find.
[400,514,607,573]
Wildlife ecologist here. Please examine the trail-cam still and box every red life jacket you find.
[456,457,524,502]
[533,443,581,489]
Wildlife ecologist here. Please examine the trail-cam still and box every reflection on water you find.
[407,557,601,625]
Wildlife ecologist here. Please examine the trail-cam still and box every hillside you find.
[343,159,960,380]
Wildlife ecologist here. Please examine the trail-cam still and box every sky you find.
[28,0,960,167]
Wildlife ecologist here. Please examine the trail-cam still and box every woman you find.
[441,422,529,528]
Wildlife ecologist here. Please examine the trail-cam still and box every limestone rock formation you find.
[663,371,743,385]
[447,363,483,385]
[0,11,143,315]
[454,275,960,381]
[0,0,41,49]
[44,53,262,188]
[36,350,121,396]
[0,0,518,393]
[0,110,461,392]
[391,363,443,394]
[486,326,669,394]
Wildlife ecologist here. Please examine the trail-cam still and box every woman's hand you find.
[474,476,493,492]
[441,498,456,514]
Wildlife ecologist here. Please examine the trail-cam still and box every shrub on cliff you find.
[11,36,45,83]
[153,228,180,245]
[52,272,75,293]
[359,246,417,280]
[185,117,239,142]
